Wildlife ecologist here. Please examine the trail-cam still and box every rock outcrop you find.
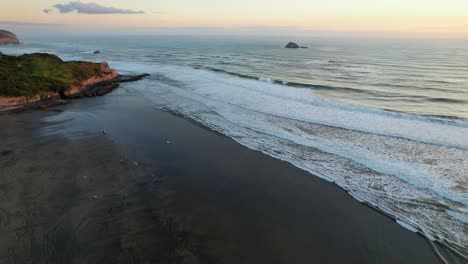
[285,42,308,49]
[0,30,20,45]
[100,62,112,73]
[285,42,300,48]
[0,53,149,113]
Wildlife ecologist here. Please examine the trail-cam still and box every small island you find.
[285,42,308,49]
[0,52,148,113]
[0,30,20,45]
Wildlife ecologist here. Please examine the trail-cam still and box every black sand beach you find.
[0,85,447,263]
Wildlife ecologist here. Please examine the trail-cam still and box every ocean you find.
[1,35,467,257]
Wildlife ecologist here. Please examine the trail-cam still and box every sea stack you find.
[285,42,308,49]
[285,42,300,48]
[0,30,20,45]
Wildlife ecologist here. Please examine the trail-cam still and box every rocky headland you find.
[0,52,148,113]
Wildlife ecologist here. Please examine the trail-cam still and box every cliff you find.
[0,52,150,113]
[0,53,119,97]
[0,53,118,108]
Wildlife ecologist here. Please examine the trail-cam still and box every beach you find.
[0,85,450,263]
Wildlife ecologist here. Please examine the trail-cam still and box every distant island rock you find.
[285,42,308,49]
[0,30,20,45]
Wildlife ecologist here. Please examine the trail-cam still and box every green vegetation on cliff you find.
[0,52,110,97]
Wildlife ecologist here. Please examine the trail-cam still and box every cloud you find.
[53,2,144,14]
[43,9,53,14]
[0,21,64,27]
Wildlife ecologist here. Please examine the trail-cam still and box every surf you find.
[113,63,468,256]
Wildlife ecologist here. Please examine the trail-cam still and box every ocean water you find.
[1,35,467,257]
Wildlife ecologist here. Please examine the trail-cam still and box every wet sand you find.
[0,87,448,263]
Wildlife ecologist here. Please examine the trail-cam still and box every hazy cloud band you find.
[53,2,144,14]
[0,21,64,26]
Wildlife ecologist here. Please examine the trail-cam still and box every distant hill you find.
[0,30,20,45]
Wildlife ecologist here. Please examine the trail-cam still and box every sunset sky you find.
[1,0,467,37]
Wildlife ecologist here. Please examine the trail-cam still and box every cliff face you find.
[64,68,118,96]
[0,30,20,45]
[0,71,119,107]
[0,53,118,106]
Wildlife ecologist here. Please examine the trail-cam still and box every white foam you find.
[397,220,418,233]
[0,46,46,56]
[447,209,468,224]
[122,64,467,254]
[304,59,330,65]
[0,45,92,62]
[141,66,468,202]
[151,66,468,150]
[258,77,273,83]
[348,192,365,203]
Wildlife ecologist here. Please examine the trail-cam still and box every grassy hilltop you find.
[0,52,111,97]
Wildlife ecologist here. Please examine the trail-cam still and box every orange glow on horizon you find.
[0,0,467,37]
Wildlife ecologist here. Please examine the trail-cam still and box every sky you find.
[0,0,467,37]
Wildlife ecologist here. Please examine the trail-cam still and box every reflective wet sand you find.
[0,89,449,263]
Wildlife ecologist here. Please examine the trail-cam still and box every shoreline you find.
[164,107,464,263]
[0,89,457,263]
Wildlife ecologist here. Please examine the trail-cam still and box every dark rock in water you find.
[285,42,300,48]
[87,83,120,97]
[66,74,151,99]
[93,50,101,54]
[0,30,20,45]
[285,42,308,49]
